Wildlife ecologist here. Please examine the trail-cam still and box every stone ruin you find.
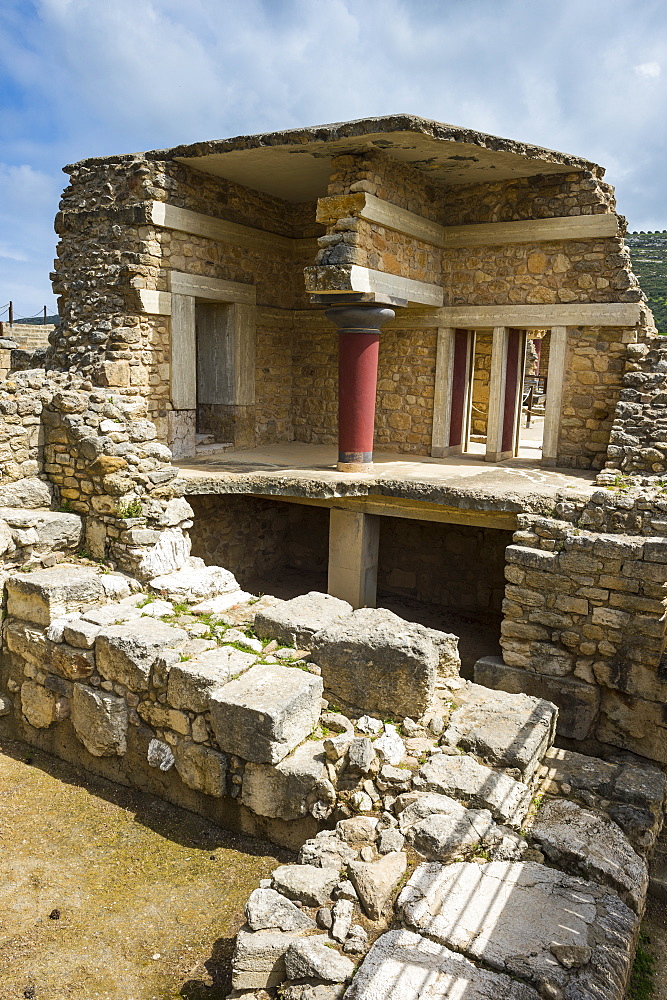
[0,114,666,997]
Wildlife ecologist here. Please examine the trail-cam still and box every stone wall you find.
[481,487,667,763]
[378,518,511,613]
[604,337,667,475]
[471,331,493,437]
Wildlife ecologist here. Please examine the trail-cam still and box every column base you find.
[337,461,374,473]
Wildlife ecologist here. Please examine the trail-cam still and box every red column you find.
[325,304,395,472]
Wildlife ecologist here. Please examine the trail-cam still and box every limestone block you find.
[137,701,190,734]
[0,508,82,552]
[150,556,239,601]
[474,656,599,742]
[63,619,101,649]
[6,565,105,625]
[245,888,317,932]
[241,740,326,820]
[167,646,257,713]
[21,680,64,729]
[444,680,557,781]
[530,797,648,912]
[136,527,192,581]
[597,688,667,765]
[81,603,141,627]
[347,851,408,920]
[6,619,49,666]
[209,664,323,764]
[231,928,304,990]
[415,754,532,827]
[0,519,14,556]
[254,591,352,648]
[344,929,542,1000]
[298,832,359,869]
[96,619,187,691]
[284,937,355,983]
[271,864,339,906]
[157,498,195,527]
[312,608,457,718]
[398,861,638,1000]
[49,642,95,681]
[71,684,128,756]
[173,740,227,797]
[0,477,52,509]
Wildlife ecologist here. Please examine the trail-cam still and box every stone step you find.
[195,441,233,455]
[195,433,215,445]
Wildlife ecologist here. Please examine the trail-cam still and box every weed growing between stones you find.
[627,934,656,1000]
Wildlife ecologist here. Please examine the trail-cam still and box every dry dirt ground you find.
[0,738,290,1000]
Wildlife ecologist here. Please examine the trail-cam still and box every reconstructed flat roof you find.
[68,114,600,202]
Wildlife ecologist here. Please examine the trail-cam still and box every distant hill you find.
[626,231,667,333]
[13,315,60,325]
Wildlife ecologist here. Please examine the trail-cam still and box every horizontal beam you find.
[254,492,517,530]
[305,264,443,307]
[136,273,255,314]
[379,301,645,330]
[150,201,318,258]
[440,213,620,248]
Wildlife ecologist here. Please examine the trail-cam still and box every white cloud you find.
[635,61,661,79]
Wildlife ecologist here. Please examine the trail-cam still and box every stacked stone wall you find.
[490,486,667,763]
[604,338,667,475]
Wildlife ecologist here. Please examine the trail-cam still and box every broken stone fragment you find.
[71,684,127,757]
[271,864,339,907]
[399,794,495,860]
[95,618,187,691]
[231,927,304,990]
[245,888,317,932]
[7,564,105,625]
[147,738,175,771]
[336,816,378,845]
[254,591,353,648]
[530,797,648,912]
[62,618,102,649]
[209,664,323,764]
[346,737,376,773]
[373,724,405,766]
[377,828,405,854]
[298,832,358,869]
[415,753,532,827]
[284,937,355,983]
[344,929,541,999]
[331,898,354,942]
[150,556,239,600]
[347,851,408,920]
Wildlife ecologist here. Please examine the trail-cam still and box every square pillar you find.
[542,326,568,466]
[431,328,475,457]
[327,507,380,609]
[486,327,525,462]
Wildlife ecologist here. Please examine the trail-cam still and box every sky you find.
[0,0,665,318]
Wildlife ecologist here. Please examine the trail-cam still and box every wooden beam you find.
[382,301,645,330]
[542,326,568,465]
[254,492,518,530]
[440,213,620,248]
[170,293,196,409]
[137,289,171,315]
[305,264,443,307]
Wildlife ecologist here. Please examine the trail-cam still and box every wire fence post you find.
[43,306,47,324]
[8,302,13,327]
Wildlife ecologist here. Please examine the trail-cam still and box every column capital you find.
[324,303,395,332]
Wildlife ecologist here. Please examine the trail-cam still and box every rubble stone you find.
[284,937,355,983]
[173,740,227,797]
[271,865,339,907]
[245,888,317,932]
[232,928,303,989]
[209,664,323,764]
[405,802,495,860]
[71,684,127,756]
[20,680,62,728]
[298,832,358,869]
[241,741,326,820]
[347,851,407,920]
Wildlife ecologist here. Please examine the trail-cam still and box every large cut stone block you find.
[344,929,542,1000]
[209,664,323,764]
[311,607,458,718]
[241,740,327,820]
[167,646,257,713]
[475,655,599,741]
[254,591,352,648]
[173,740,227,797]
[444,680,557,782]
[150,556,239,601]
[415,753,532,827]
[0,508,82,553]
[231,928,305,990]
[96,619,187,691]
[530,797,648,912]
[6,565,105,625]
[71,684,128,756]
[398,860,638,1000]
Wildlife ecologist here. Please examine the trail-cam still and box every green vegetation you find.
[627,934,656,1000]
[626,231,667,333]
[115,498,143,518]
